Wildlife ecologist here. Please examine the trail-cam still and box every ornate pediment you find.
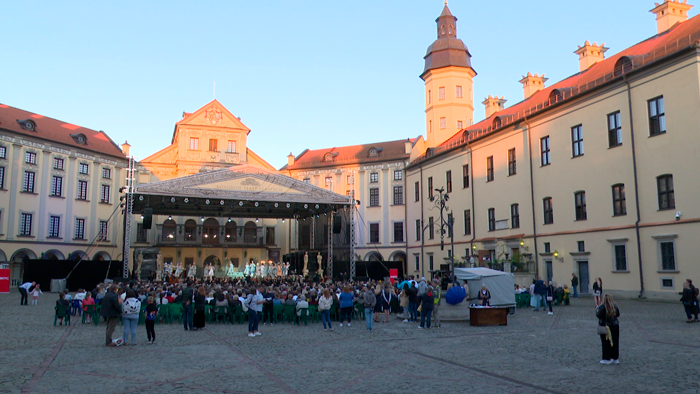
[176,100,250,132]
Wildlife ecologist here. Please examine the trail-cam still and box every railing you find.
[292,150,409,168]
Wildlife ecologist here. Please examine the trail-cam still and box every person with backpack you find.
[145,296,158,344]
[406,282,418,323]
[432,279,442,328]
[419,286,435,329]
[122,289,141,346]
[681,279,699,322]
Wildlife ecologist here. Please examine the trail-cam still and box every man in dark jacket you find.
[533,278,547,311]
[100,285,122,346]
[406,283,418,323]
[571,273,579,298]
[182,281,194,331]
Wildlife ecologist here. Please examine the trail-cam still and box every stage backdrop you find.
[23,260,124,292]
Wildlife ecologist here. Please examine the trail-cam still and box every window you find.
[428,217,434,239]
[541,136,551,166]
[488,208,495,231]
[428,177,433,198]
[189,137,199,150]
[462,165,469,188]
[394,222,404,242]
[578,241,585,252]
[608,111,622,147]
[346,175,354,185]
[184,220,197,241]
[508,148,516,176]
[325,176,333,187]
[661,278,675,289]
[574,191,587,220]
[53,157,64,170]
[428,90,432,104]
[74,218,86,239]
[463,210,471,235]
[543,197,553,224]
[369,188,379,207]
[136,223,148,243]
[457,120,463,129]
[266,227,276,244]
[414,181,420,202]
[227,140,236,153]
[25,151,37,164]
[648,96,666,136]
[416,219,421,241]
[393,186,404,205]
[370,172,378,183]
[394,170,402,181]
[0,167,4,189]
[571,125,584,157]
[102,168,111,179]
[660,241,676,271]
[100,184,111,203]
[99,221,108,241]
[77,180,88,200]
[303,178,310,183]
[48,216,60,238]
[439,86,445,100]
[429,255,434,271]
[446,171,452,193]
[612,184,626,216]
[0,146,6,159]
[440,117,446,129]
[447,213,453,237]
[368,148,379,158]
[511,204,520,229]
[657,174,674,210]
[23,171,35,193]
[19,213,32,236]
[429,120,432,133]
[369,223,379,243]
[544,242,551,253]
[78,163,89,175]
[486,156,494,182]
[456,85,463,98]
[51,176,63,196]
[208,139,218,151]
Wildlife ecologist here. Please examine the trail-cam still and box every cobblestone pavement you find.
[1,290,698,394]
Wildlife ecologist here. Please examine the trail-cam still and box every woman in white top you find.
[318,288,334,331]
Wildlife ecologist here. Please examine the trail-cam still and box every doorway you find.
[545,260,553,283]
[578,261,590,293]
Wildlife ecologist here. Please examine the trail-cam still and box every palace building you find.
[406,0,700,299]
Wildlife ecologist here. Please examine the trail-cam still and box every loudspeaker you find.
[333,215,342,234]
[142,208,153,229]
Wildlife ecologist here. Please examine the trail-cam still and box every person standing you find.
[533,278,546,312]
[181,281,194,331]
[571,273,579,298]
[478,285,491,306]
[596,294,621,364]
[101,285,122,347]
[363,285,376,332]
[338,285,354,327]
[246,285,265,337]
[680,279,699,322]
[318,288,333,331]
[145,296,158,343]
[431,280,441,328]
[592,278,603,307]
[122,289,141,346]
[30,284,43,305]
[262,287,275,326]
[406,282,418,323]
[419,286,435,329]
[545,281,554,315]
[400,287,409,322]
[193,286,206,330]
[19,281,35,306]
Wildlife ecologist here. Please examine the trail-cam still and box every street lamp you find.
[429,187,455,275]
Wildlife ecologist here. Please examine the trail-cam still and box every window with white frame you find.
[78,162,89,175]
[19,213,32,236]
[608,111,622,147]
[393,186,403,205]
[102,167,111,179]
[612,243,627,271]
[23,171,35,193]
[74,218,86,239]
[100,184,111,203]
[439,86,445,100]
[456,85,463,98]
[415,219,421,241]
[440,117,446,129]
[51,176,63,197]
[414,254,420,271]
[369,188,379,206]
[0,146,6,159]
[394,222,404,243]
[0,167,5,189]
[189,137,199,150]
[77,180,88,200]
[227,140,236,153]
[25,151,37,164]
[394,170,402,181]
[657,237,677,271]
[571,125,584,157]
[369,223,379,243]
[48,216,60,238]
[325,176,333,187]
[99,221,108,241]
[541,136,551,166]
[53,157,64,170]
[347,175,354,185]
[370,172,378,183]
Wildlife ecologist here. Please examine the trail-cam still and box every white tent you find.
[453,267,515,307]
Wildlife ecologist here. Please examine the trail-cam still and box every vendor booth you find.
[454,267,516,308]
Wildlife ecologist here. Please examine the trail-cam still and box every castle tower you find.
[421,4,477,147]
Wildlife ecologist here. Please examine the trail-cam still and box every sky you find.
[2,1,693,169]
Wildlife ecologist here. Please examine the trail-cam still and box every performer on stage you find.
[226,261,236,278]
[244,262,251,277]
[174,262,184,278]
[187,263,196,280]
[261,261,268,278]
[250,261,256,278]
[276,262,282,277]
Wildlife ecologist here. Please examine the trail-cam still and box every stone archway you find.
[10,249,36,286]
[364,251,384,262]
[68,250,88,261]
[93,251,111,261]
[43,250,65,260]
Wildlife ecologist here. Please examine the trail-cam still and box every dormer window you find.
[71,133,88,145]
[492,117,502,129]
[17,119,36,131]
[368,147,383,158]
[613,57,633,77]
[323,152,338,162]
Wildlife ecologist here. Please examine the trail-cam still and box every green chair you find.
[138,305,147,325]
[272,304,285,324]
[307,304,319,323]
[329,304,339,321]
[94,305,102,326]
[354,303,365,320]
[296,308,309,325]
[82,305,96,324]
[283,304,296,324]
[204,305,214,323]
[169,304,183,323]
[54,304,71,326]
[157,304,170,324]
[213,306,229,324]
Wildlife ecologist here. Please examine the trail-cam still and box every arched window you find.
[202,218,219,245]
[184,219,197,241]
[492,117,502,129]
[548,89,562,104]
[613,57,633,77]
[163,219,176,241]
[448,25,453,34]
[244,221,257,244]
[324,153,334,162]
[225,221,237,242]
[368,148,378,158]
[441,25,445,35]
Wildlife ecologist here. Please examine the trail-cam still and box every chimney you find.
[482,95,507,118]
[574,41,609,72]
[287,152,295,167]
[651,1,693,34]
[519,73,548,99]
[404,139,413,154]
[121,141,131,156]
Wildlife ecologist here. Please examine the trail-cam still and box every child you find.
[31,284,43,305]
[145,296,158,344]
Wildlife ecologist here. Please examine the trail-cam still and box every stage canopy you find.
[131,164,352,219]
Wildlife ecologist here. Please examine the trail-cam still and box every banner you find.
[0,267,10,293]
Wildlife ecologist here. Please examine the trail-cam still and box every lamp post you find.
[429,187,455,275]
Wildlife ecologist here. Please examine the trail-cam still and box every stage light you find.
[255,218,259,223]
[227,218,232,222]
[282,219,285,223]
[168,216,172,220]
[200,217,204,222]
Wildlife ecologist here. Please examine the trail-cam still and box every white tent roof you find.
[453,267,515,307]
[453,267,512,280]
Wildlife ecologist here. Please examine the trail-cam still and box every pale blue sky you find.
[2,1,690,169]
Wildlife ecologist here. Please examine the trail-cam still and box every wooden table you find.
[469,307,508,326]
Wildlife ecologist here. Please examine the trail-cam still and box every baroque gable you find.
[176,99,250,132]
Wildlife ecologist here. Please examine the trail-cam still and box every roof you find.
[0,103,126,159]
[413,12,700,165]
[281,138,416,171]
[422,5,474,78]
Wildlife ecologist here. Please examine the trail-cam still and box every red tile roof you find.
[0,103,126,159]
[281,138,417,170]
[413,13,700,164]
